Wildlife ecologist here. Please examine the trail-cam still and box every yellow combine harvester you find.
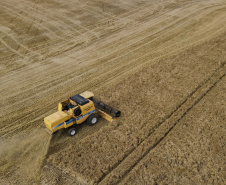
[44,91,121,136]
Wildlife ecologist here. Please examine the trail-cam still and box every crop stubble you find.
[0,0,226,184]
[120,71,226,185]
[47,34,226,184]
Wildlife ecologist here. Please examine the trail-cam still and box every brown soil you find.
[0,0,225,184]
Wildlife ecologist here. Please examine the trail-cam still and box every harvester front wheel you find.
[87,114,98,126]
[68,127,77,136]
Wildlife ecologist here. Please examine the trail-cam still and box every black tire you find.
[68,127,77,136]
[87,113,98,126]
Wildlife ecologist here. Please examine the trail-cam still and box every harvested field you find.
[0,0,226,184]
[121,73,226,185]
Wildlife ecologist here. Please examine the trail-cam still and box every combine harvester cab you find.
[44,91,121,136]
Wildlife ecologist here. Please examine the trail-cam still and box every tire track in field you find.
[3,0,141,55]
[83,4,131,23]
[77,1,198,60]
[1,18,225,138]
[8,0,138,42]
[98,62,226,185]
[1,3,224,98]
[0,0,199,66]
[91,23,226,93]
[14,5,226,100]
[43,20,226,185]
[81,0,151,29]
[91,0,175,32]
[55,0,224,58]
[1,1,226,184]
[0,1,190,81]
[40,3,226,67]
[0,1,214,89]
[0,0,186,61]
[1,2,225,136]
[17,0,98,40]
[0,34,80,62]
[0,0,217,62]
[0,29,43,59]
[0,4,62,39]
[0,3,224,133]
[64,1,204,69]
[116,64,225,183]
[0,37,24,57]
[86,4,225,70]
[5,0,111,50]
[0,0,78,57]
[37,1,182,60]
[0,7,34,58]
[1,0,128,59]
[0,1,89,41]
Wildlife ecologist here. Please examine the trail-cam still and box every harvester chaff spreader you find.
[44,91,121,136]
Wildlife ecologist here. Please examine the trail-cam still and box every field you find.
[0,0,225,184]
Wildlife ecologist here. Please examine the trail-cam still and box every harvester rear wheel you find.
[68,127,77,136]
[87,114,98,126]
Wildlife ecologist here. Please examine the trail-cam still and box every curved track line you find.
[0,30,43,58]
[0,2,215,82]
[0,0,201,64]
[0,1,88,40]
[0,1,225,134]
[0,4,62,39]
[1,22,225,136]
[26,4,226,91]
[17,0,99,39]
[0,37,24,57]
[0,3,223,107]
[0,1,184,74]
